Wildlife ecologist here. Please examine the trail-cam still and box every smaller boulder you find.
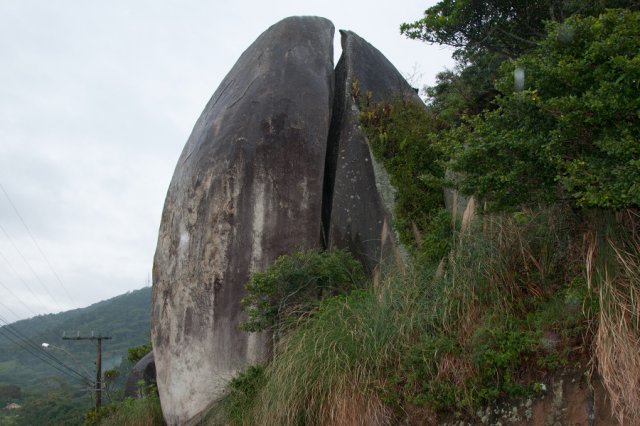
[124,351,156,398]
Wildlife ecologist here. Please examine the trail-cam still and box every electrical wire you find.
[0,183,76,306]
[0,315,93,386]
[0,247,49,309]
[0,316,93,383]
[0,297,27,323]
[0,222,63,311]
[0,276,40,318]
[0,327,92,388]
[0,327,93,386]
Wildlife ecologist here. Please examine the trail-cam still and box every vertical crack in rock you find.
[151,16,335,425]
[320,59,344,249]
[327,30,421,273]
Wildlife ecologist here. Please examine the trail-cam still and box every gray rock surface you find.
[326,30,421,272]
[124,351,156,398]
[151,16,334,425]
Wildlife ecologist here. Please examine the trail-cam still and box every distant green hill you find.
[0,286,151,393]
[0,287,152,425]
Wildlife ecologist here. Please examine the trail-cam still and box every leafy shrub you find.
[453,9,640,209]
[127,343,152,364]
[86,393,164,426]
[360,98,449,252]
[210,366,266,426]
[240,249,365,335]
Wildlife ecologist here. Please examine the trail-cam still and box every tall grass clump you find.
[393,207,590,413]
[89,394,164,426]
[588,209,640,424]
[247,261,436,426]
[213,207,599,425]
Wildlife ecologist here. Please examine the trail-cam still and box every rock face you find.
[442,370,618,426]
[124,351,156,398]
[325,30,421,271]
[151,16,334,425]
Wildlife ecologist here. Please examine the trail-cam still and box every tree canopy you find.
[401,3,640,210]
[453,9,640,209]
[402,0,639,59]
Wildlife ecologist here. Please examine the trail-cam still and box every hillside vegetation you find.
[0,286,151,425]
[206,3,640,426]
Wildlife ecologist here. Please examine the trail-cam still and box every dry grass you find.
[211,206,640,425]
[319,382,393,426]
[588,210,640,425]
[443,208,578,332]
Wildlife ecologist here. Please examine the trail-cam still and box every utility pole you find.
[62,333,112,410]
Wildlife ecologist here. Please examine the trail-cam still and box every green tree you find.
[453,9,640,209]
[401,0,638,60]
[403,1,640,141]
[126,343,151,364]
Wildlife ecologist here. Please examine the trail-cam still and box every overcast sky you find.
[0,0,454,321]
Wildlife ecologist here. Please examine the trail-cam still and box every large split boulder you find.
[151,16,335,425]
[326,30,422,271]
[124,351,156,398]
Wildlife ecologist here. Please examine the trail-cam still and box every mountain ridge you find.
[0,286,151,391]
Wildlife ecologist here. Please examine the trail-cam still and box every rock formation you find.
[325,30,421,271]
[124,351,156,398]
[151,16,334,425]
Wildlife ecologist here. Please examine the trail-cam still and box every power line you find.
[0,184,76,306]
[0,276,40,318]
[0,318,93,386]
[0,296,30,323]
[0,221,63,312]
[0,246,49,309]
[0,328,92,386]
[0,315,93,383]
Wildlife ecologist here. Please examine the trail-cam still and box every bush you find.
[208,366,266,426]
[240,249,365,336]
[453,9,640,209]
[85,393,164,426]
[127,343,152,364]
[360,98,450,252]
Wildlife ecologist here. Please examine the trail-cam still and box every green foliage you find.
[0,383,21,401]
[450,93,559,209]
[241,281,420,425]
[127,343,152,364]
[241,249,365,334]
[425,54,501,125]
[452,9,640,209]
[360,99,449,254]
[0,287,152,425]
[13,383,90,426]
[211,366,266,426]
[390,209,590,412]
[83,393,164,426]
[400,0,634,59]
[217,208,595,423]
